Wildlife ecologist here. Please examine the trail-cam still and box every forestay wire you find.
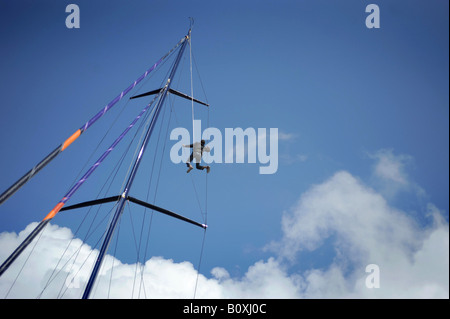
[188,28,210,298]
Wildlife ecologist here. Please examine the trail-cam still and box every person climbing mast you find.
[184,139,211,173]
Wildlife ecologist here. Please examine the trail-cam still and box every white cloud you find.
[0,221,223,299]
[211,258,301,298]
[0,222,301,298]
[368,149,425,198]
[274,171,420,260]
[0,150,448,299]
[269,170,448,298]
[370,149,411,185]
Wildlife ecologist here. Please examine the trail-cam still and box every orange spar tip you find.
[43,202,65,221]
[61,129,81,151]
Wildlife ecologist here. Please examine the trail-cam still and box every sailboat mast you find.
[82,31,190,299]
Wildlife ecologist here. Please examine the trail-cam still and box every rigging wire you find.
[191,48,210,106]
[193,229,207,298]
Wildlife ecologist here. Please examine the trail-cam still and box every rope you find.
[189,34,196,143]
[193,229,206,298]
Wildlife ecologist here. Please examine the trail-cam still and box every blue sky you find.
[0,0,448,298]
